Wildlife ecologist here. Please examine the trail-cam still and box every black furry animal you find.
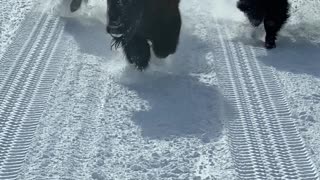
[70,0,82,12]
[70,0,88,12]
[106,0,182,70]
[237,0,290,49]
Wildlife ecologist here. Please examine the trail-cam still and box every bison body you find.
[107,0,181,70]
[237,0,290,49]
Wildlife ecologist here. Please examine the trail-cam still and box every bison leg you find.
[264,20,279,49]
[122,35,151,70]
[264,0,289,49]
[151,10,181,58]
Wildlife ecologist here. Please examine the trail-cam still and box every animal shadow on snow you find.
[260,36,320,77]
[121,26,235,142]
[61,16,235,142]
[230,20,320,78]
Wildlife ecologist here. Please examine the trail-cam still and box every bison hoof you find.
[265,41,276,49]
[124,37,151,70]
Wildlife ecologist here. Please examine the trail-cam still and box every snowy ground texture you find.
[0,0,320,179]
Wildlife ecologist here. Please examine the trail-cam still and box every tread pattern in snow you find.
[0,12,64,179]
[215,20,319,179]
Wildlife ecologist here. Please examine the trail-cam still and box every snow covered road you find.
[0,0,320,179]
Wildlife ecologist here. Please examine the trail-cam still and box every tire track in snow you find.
[214,19,319,179]
[18,1,234,178]
[0,11,64,179]
[186,0,236,179]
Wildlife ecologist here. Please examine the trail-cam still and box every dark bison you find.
[106,0,182,70]
[237,0,290,49]
[70,0,85,12]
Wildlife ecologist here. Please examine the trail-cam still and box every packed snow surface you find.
[0,0,319,179]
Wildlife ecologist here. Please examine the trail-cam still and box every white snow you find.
[0,0,34,59]
[0,0,319,179]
